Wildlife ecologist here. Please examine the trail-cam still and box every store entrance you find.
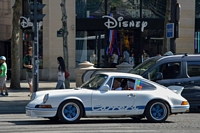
[76,29,163,68]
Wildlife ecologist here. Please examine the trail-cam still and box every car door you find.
[91,77,136,115]
[181,60,200,111]
[144,61,183,87]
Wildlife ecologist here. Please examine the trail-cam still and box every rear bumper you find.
[171,105,190,113]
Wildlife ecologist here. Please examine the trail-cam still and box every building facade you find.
[0,0,199,81]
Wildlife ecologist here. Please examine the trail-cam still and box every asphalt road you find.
[0,113,200,133]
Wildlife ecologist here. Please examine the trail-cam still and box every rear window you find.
[187,61,200,77]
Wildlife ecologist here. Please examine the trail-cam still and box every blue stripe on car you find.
[85,105,146,111]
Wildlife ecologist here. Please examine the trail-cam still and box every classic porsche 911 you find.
[26,72,189,123]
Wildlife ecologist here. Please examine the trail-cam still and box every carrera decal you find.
[84,105,146,111]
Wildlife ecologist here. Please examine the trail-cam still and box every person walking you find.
[111,50,118,68]
[129,53,135,67]
[56,56,66,89]
[122,47,130,63]
[0,56,8,96]
[23,47,33,96]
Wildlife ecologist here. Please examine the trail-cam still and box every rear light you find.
[181,101,189,105]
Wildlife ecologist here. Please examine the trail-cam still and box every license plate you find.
[26,110,31,116]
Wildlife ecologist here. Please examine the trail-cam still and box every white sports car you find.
[26,72,189,123]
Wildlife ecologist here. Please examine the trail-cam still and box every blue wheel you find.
[145,100,169,122]
[58,100,83,123]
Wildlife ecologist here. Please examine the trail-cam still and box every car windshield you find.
[129,59,156,75]
[80,74,108,90]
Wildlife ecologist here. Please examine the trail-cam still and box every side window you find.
[135,79,156,90]
[187,61,200,77]
[111,78,123,90]
[127,79,135,90]
[147,62,181,80]
[111,78,136,90]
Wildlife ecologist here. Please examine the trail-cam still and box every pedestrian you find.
[0,56,8,96]
[23,47,33,96]
[129,53,135,66]
[56,56,65,89]
[122,47,130,63]
[142,50,149,62]
[111,50,118,68]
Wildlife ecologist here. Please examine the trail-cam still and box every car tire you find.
[58,100,83,123]
[145,100,169,122]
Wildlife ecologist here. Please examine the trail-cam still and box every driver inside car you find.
[112,79,122,90]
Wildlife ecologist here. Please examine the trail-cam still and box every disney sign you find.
[20,16,33,28]
[102,15,148,32]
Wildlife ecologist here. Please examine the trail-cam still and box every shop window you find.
[22,0,43,69]
[187,61,200,77]
[76,31,106,68]
[22,30,43,69]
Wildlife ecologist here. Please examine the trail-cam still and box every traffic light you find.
[29,1,46,22]
[23,31,33,41]
[171,0,181,38]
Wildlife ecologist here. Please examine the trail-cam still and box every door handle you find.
[175,82,181,85]
[188,81,194,84]
[127,94,135,97]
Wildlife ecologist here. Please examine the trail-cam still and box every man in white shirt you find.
[113,79,122,90]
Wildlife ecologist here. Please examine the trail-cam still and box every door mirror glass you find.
[100,84,110,91]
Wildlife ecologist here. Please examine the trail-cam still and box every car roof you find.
[97,71,144,79]
[149,54,200,62]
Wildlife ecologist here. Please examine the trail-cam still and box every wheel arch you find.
[145,99,171,114]
[58,98,86,117]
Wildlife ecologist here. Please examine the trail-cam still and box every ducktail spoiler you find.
[168,86,184,95]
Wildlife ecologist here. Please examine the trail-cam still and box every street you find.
[0,113,199,133]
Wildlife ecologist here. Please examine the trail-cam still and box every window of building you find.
[196,0,200,18]
[187,61,200,77]
[76,0,166,19]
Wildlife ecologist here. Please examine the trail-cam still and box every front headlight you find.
[43,94,49,103]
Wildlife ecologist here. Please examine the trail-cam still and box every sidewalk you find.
[0,80,76,114]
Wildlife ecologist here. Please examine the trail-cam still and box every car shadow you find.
[7,118,174,125]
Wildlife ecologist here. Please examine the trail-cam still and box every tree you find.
[10,0,22,89]
[60,0,70,88]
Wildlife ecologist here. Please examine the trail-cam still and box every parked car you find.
[26,72,189,123]
[129,54,200,112]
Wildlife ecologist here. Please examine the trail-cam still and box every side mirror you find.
[100,84,110,91]
[155,72,163,80]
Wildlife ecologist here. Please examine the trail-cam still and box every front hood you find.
[31,88,89,100]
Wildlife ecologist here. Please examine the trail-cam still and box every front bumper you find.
[26,106,57,118]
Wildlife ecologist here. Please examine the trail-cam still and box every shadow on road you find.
[7,118,174,125]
